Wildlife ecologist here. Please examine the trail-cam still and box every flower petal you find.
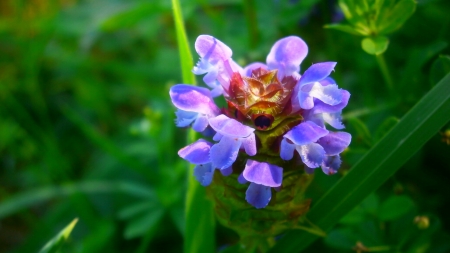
[210,136,242,170]
[242,133,257,156]
[175,110,197,127]
[297,143,326,168]
[238,173,248,184]
[193,163,215,186]
[299,62,337,86]
[312,89,350,114]
[245,183,272,209]
[178,139,213,164]
[209,114,255,138]
[170,85,219,115]
[195,35,232,62]
[243,160,283,187]
[243,62,268,77]
[284,121,329,146]
[266,36,308,77]
[280,138,295,160]
[321,155,341,175]
[299,90,314,110]
[317,132,351,155]
[309,82,342,106]
[323,112,345,129]
[220,166,233,176]
[192,115,209,132]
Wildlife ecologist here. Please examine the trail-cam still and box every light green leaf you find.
[379,195,414,221]
[361,36,389,55]
[377,0,416,35]
[270,73,450,253]
[39,218,78,253]
[324,23,362,36]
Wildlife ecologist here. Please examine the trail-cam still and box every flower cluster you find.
[170,35,351,209]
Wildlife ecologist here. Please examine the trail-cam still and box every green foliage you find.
[1,0,450,252]
[39,218,78,253]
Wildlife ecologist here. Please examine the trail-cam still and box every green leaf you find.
[324,23,362,36]
[171,1,215,253]
[123,206,165,239]
[374,116,399,143]
[379,195,414,221]
[39,218,78,253]
[361,36,389,55]
[377,0,416,35]
[430,55,450,86]
[269,73,450,253]
[347,117,373,147]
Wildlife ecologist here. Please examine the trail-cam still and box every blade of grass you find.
[270,73,450,252]
[171,1,215,253]
[39,218,79,253]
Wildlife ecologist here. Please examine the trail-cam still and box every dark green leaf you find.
[374,116,399,143]
[379,195,414,221]
[347,117,372,147]
[430,55,450,86]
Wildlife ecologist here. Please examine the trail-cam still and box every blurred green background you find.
[1,0,450,252]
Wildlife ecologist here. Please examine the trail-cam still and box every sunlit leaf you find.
[361,36,389,55]
[377,0,416,35]
[39,218,78,253]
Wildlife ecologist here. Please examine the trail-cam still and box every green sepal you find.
[361,36,389,55]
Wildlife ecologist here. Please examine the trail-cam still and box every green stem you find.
[376,54,394,93]
[243,0,258,49]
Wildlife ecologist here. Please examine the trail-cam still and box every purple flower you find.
[169,85,220,132]
[171,34,352,209]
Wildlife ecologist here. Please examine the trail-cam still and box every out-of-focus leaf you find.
[324,228,357,250]
[374,116,399,143]
[379,195,415,221]
[377,0,416,35]
[361,36,389,55]
[430,55,450,86]
[324,23,362,36]
[270,74,450,253]
[347,117,372,147]
[39,218,78,253]
[124,206,164,239]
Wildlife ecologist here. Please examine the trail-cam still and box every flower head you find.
[171,35,351,209]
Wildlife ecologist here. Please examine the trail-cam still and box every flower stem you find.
[375,54,394,93]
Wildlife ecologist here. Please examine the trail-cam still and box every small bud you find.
[414,215,430,229]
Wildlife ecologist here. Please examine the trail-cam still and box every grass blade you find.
[270,73,450,252]
[171,1,216,252]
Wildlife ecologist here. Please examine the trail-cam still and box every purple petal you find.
[266,36,308,77]
[280,138,295,160]
[192,115,209,132]
[208,115,255,138]
[193,163,215,186]
[220,166,233,176]
[245,183,272,209]
[299,62,337,86]
[284,121,329,146]
[299,90,314,110]
[238,173,248,184]
[243,62,268,77]
[308,83,342,106]
[297,143,326,168]
[242,133,257,156]
[175,110,197,127]
[210,136,242,170]
[317,132,351,155]
[170,85,220,115]
[195,35,232,62]
[178,139,212,164]
[312,90,350,114]
[323,112,345,129]
[213,132,223,141]
[321,155,341,175]
[243,160,283,187]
